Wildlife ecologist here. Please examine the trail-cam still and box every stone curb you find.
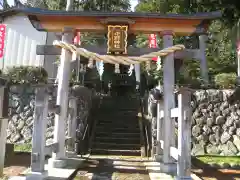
[191,173,203,180]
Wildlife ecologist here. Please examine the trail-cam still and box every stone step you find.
[96,116,138,121]
[99,110,138,115]
[95,132,140,138]
[94,136,140,144]
[92,142,140,150]
[91,148,141,156]
[96,124,139,129]
[95,126,140,133]
[97,120,139,126]
[97,110,138,115]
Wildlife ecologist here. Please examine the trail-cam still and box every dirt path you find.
[3,152,30,178]
[192,165,240,180]
[73,156,151,180]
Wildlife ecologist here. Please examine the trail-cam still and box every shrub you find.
[214,73,237,88]
[4,66,48,85]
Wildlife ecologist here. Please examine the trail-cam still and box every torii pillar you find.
[161,30,176,172]
[199,33,209,84]
[48,27,73,168]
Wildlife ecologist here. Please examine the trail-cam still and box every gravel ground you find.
[3,152,30,178]
[73,156,151,180]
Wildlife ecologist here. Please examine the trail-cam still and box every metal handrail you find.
[138,95,151,157]
[81,124,89,141]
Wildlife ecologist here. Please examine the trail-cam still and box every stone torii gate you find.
[9,7,220,179]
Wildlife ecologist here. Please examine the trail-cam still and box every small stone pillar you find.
[66,97,77,156]
[27,87,49,179]
[0,86,8,177]
[176,88,192,180]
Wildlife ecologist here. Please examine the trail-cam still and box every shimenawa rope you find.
[53,40,185,66]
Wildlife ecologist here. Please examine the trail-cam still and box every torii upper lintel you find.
[0,7,221,35]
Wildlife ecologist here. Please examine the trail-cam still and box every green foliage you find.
[147,63,163,84]
[207,20,237,76]
[5,66,48,85]
[196,155,240,165]
[77,0,131,12]
[214,73,237,88]
[135,0,240,89]
[14,143,32,152]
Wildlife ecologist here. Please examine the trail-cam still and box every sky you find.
[6,0,138,11]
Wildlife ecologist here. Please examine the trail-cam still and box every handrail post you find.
[176,88,192,180]
[27,87,49,179]
[0,86,9,177]
[66,97,77,156]
[156,100,164,161]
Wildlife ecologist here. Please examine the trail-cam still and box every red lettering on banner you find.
[148,34,158,61]
[149,34,157,48]
[0,24,6,58]
[73,31,81,46]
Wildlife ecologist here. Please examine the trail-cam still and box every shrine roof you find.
[0,7,222,34]
[1,7,221,19]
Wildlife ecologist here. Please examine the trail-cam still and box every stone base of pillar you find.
[154,154,163,162]
[25,171,47,180]
[66,151,77,158]
[156,145,163,156]
[174,176,192,180]
[160,162,177,173]
[48,158,67,168]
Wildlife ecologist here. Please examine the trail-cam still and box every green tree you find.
[135,0,238,85]
[77,0,130,12]
[1,0,10,9]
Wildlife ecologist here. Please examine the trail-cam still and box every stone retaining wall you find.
[192,89,240,156]
[147,89,240,156]
[7,86,240,156]
[7,85,94,145]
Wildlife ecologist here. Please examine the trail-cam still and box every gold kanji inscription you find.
[107,25,128,54]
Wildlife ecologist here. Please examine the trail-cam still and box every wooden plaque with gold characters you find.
[107,25,128,54]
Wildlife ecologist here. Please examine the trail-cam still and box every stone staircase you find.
[91,96,142,156]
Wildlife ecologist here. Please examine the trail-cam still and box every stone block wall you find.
[7,86,240,156]
[192,89,240,156]
[7,85,94,145]
[146,89,240,156]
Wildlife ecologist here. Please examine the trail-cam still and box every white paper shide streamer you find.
[128,64,134,76]
[115,64,120,73]
[156,56,162,71]
[98,61,104,77]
